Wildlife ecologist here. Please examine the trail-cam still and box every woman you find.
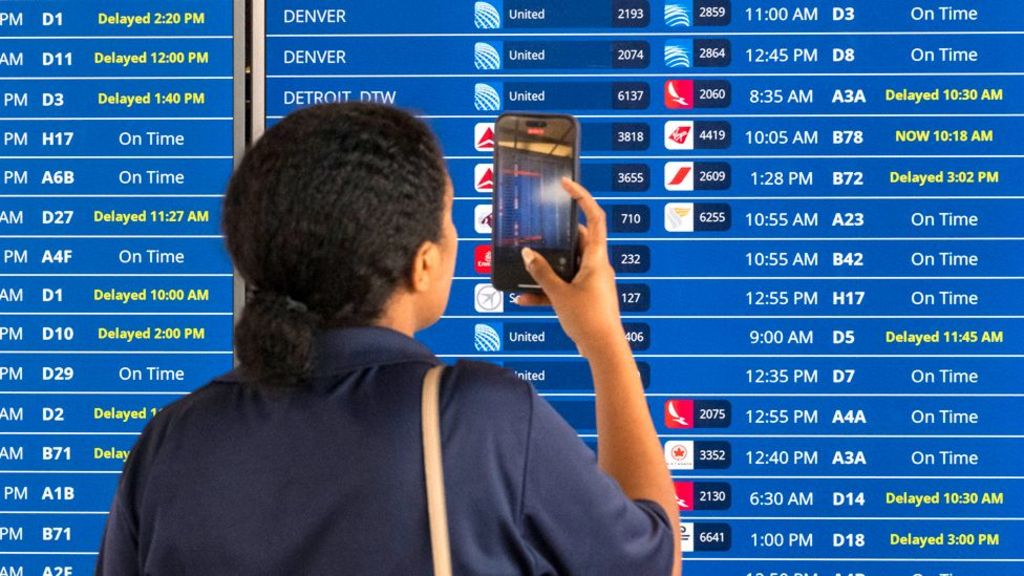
[97,103,680,575]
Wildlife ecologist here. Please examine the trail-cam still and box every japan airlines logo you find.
[664,80,694,109]
[673,481,695,511]
[664,440,695,470]
[474,245,493,274]
[474,164,494,192]
[474,204,494,234]
[475,123,495,151]
[474,323,502,352]
[474,2,501,29]
[665,399,694,429]
[664,203,695,232]
[664,40,692,68]
[474,83,502,112]
[474,42,502,70]
[664,120,694,150]
[664,162,695,191]
[664,2,693,27]
[474,284,504,313]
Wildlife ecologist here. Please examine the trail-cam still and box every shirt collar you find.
[311,326,438,376]
[217,326,438,383]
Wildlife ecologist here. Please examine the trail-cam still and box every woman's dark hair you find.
[223,103,447,387]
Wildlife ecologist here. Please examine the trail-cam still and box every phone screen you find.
[492,114,578,289]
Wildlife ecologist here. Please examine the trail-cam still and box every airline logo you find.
[664,40,692,68]
[475,163,495,192]
[664,1,693,27]
[664,80,694,109]
[474,123,495,151]
[474,283,504,313]
[474,1,502,29]
[664,120,694,150]
[664,162,695,191]
[474,42,502,70]
[680,522,696,552]
[664,203,695,232]
[474,245,493,274]
[474,323,502,352]
[474,83,502,112]
[673,481,695,511]
[664,440,695,470]
[665,399,694,429]
[474,204,493,234]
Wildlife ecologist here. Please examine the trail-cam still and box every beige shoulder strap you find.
[422,365,452,576]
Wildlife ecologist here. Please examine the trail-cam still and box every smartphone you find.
[491,113,580,292]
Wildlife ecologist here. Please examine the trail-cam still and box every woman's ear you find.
[410,241,442,293]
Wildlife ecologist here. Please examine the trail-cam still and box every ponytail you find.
[222,102,447,389]
[234,290,320,387]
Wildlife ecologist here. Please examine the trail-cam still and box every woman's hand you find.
[516,178,627,359]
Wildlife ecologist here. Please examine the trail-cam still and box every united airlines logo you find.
[474,42,502,71]
[664,40,692,69]
[474,323,502,352]
[474,83,502,112]
[474,1,502,29]
[664,1,693,27]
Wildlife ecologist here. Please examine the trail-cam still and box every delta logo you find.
[664,399,694,429]
[475,123,495,151]
[664,121,694,150]
[664,161,695,191]
[664,80,694,109]
[474,163,494,192]
[474,245,493,274]
[673,481,695,511]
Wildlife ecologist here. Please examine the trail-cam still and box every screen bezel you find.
[490,113,580,292]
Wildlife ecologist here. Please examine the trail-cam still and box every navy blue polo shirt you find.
[97,326,673,575]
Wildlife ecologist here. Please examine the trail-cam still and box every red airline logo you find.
[475,123,495,151]
[664,80,694,109]
[474,245,493,274]
[673,481,695,511]
[665,399,694,429]
[475,164,494,192]
[664,121,694,150]
[664,162,695,191]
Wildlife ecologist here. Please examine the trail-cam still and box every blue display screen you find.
[0,1,238,572]
[2,0,1021,573]
[263,1,1024,573]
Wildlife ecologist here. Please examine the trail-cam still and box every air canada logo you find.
[474,323,502,352]
[664,203,695,232]
[474,164,494,192]
[664,40,692,69]
[665,399,694,428]
[664,440,695,470]
[664,80,694,109]
[475,123,495,151]
[474,42,502,71]
[474,1,502,29]
[664,161,695,191]
[664,2,693,27]
[664,120,694,150]
[474,83,502,112]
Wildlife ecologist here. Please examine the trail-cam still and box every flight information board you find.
[0,1,240,572]
[260,1,1024,574]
